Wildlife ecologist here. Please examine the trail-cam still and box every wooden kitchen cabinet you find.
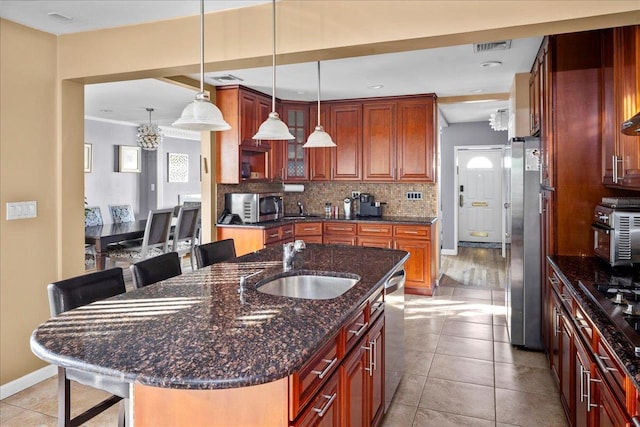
[331,103,363,181]
[276,102,309,182]
[217,223,293,256]
[216,85,274,184]
[363,101,396,181]
[295,222,323,244]
[308,104,332,181]
[396,97,437,183]
[393,224,435,295]
[340,314,384,427]
[356,223,393,249]
[603,25,640,189]
[323,222,357,245]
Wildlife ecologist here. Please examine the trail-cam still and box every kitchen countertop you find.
[217,215,438,229]
[547,255,640,390]
[31,244,408,390]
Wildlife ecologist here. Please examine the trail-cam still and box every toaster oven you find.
[593,204,640,266]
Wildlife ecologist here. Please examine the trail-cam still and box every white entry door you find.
[457,148,503,243]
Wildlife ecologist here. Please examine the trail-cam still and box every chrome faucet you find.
[283,240,306,270]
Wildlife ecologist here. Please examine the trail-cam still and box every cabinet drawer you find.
[323,222,356,235]
[357,236,392,248]
[357,223,392,237]
[264,227,284,245]
[596,338,626,403]
[393,225,430,240]
[302,235,323,244]
[369,288,384,323]
[324,235,357,246]
[281,224,295,240]
[344,305,367,356]
[292,372,340,427]
[295,222,322,236]
[289,334,339,420]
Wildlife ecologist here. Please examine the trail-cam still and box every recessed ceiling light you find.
[99,109,113,113]
[47,12,73,23]
[480,61,502,68]
[470,89,484,94]
[296,91,305,95]
[368,84,384,90]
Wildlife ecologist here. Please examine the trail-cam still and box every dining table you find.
[85,220,147,270]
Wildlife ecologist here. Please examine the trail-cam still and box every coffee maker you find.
[358,193,383,217]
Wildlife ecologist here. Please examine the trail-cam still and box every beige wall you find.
[2,1,639,385]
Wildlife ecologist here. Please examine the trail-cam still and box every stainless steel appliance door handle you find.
[459,194,464,207]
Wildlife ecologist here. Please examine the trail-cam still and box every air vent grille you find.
[212,74,244,82]
[473,40,512,53]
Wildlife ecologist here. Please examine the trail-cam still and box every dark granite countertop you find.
[217,215,438,229]
[547,255,640,390]
[31,244,408,390]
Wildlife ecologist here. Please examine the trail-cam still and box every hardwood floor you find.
[439,247,507,289]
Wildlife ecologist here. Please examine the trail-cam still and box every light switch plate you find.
[6,201,37,220]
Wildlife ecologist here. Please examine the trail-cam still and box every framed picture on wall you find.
[168,152,189,182]
[117,145,141,173]
[84,143,92,173]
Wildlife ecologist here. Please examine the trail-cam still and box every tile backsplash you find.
[217,182,438,218]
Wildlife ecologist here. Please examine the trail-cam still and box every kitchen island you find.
[31,244,408,426]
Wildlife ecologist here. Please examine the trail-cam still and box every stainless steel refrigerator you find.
[505,136,542,350]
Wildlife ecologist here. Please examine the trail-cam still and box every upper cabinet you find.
[216,86,274,184]
[396,96,437,182]
[331,103,363,181]
[276,102,309,182]
[363,101,396,181]
[603,25,640,189]
[308,104,332,181]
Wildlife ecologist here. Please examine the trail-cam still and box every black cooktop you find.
[580,273,640,355]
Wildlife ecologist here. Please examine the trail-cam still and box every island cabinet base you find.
[133,379,289,426]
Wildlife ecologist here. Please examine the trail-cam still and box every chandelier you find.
[489,109,508,131]
[137,108,163,150]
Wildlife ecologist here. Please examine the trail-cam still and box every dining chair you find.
[47,267,128,427]
[171,205,201,270]
[84,206,104,268]
[130,252,182,289]
[109,204,136,223]
[194,239,237,269]
[105,208,173,267]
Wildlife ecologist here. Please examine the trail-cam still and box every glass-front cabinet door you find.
[281,102,309,182]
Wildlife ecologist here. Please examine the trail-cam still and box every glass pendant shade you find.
[304,125,336,148]
[303,61,335,148]
[173,92,231,131]
[253,0,294,141]
[172,0,230,132]
[254,112,294,140]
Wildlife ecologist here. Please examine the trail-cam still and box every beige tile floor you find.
[380,285,568,427]
[2,249,568,427]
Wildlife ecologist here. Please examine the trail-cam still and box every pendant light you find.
[137,108,163,150]
[303,61,336,148]
[173,0,231,131]
[252,0,294,141]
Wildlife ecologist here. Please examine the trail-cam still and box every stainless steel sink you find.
[257,274,360,300]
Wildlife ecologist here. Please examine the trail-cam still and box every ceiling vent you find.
[473,40,512,53]
[211,74,244,83]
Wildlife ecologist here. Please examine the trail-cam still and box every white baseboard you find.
[0,365,56,400]
[441,249,457,256]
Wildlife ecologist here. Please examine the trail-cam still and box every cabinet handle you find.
[554,307,561,336]
[371,301,385,314]
[612,155,623,183]
[587,372,602,410]
[348,322,369,337]
[549,275,560,286]
[268,232,279,238]
[401,230,419,235]
[362,343,373,376]
[596,355,617,372]
[312,392,337,417]
[370,338,377,373]
[362,228,382,232]
[579,364,587,403]
[311,357,338,379]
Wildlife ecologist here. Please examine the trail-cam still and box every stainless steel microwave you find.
[224,193,283,224]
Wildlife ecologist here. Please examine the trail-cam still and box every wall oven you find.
[224,192,283,224]
[593,198,640,266]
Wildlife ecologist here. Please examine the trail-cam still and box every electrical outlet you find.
[351,191,360,199]
[406,191,423,200]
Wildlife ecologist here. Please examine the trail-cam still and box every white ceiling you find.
[1,1,543,127]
